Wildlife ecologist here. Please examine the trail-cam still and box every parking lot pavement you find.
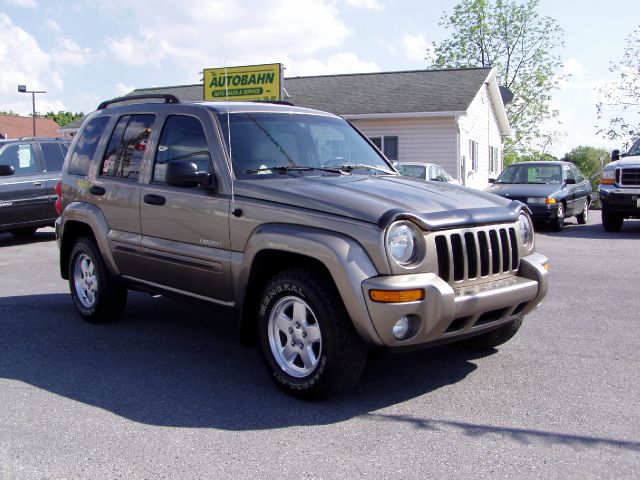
[1,215,639,479]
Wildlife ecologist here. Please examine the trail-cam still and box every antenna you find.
[224,61,235,205]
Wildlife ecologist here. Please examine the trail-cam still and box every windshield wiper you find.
[246,165,345,175]
[330,164,393,175]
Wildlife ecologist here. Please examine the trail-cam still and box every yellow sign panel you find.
[203,63,282,102]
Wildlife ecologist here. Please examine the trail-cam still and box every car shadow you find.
[3,292,639,452]
[0,228,56,246]
[0,292,480,430]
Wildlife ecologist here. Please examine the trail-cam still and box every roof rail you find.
[18,137,69,141]
[97,94,180,110]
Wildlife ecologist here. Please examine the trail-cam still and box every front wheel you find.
[68,237,127,323]
[258,268,367,400]
[552,203,564,231]
[602,208,623,232]
[458,316,523,350]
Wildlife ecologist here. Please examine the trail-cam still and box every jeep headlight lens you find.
[518,213,535,251]
[386,221,422,266]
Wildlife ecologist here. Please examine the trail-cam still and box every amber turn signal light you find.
[369,289,425,303]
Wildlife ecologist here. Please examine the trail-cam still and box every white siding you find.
[350,117,459,181]
[458,84,504,189]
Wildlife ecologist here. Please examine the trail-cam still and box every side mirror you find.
[488,178,496,184]
[0,165,15,176]
[565,178,576,185]
[165,160,216,191]
[611,149,620,161]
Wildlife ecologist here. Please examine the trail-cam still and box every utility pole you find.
[18,85,46,137]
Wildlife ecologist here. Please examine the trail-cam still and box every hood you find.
[234,174,523,229]
[609,155,640,168]
[485,182,560,200]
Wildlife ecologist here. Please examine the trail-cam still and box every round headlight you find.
[518,213,535,250]
[386,221,420,266]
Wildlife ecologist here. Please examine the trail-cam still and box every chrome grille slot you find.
[433,224,520,286]
[620,168,640,186]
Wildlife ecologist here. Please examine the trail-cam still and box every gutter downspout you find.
[455,115,461,185]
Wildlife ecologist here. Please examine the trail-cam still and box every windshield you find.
[217,112,394,179]
[496,163,562,184]
[627,138,640,156]
[398,164,426,179]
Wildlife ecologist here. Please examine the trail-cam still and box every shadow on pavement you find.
[1,291,638,453]
[0,229,56,246]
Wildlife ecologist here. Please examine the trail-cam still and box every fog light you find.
[392,316,411,340]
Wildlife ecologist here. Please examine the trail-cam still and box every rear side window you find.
[68,117,109,176]
[100,114,154,181]
[40,142,67,172]
[0,143,38,176]
[153,115,210,183]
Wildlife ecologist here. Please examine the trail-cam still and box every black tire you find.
[11,227,38,236]
[602,208,623,232]
[258,268,367,400]
[68,237,127,323]
[459,316,523,350]
[552,203,564,231]
[576,200,589,225]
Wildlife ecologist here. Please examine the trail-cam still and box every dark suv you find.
[0,137,70,236]
[56,95,549,399]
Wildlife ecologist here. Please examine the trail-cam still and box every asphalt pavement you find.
[0,211,638,479]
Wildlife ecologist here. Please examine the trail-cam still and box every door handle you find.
[89,185,106,196]
[144,194,166,206]
[32,181,43,187]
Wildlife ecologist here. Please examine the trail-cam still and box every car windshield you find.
[496,163,563,184]
[398,164,426,179]
[626,138,640,156]
[217,112,394,179]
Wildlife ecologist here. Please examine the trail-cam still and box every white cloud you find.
[345,0,384,10]
[53,37,92,67]
[115,83,135,96]
[45,19,61,32]
[288,52,379,76]
[402,33,431,63]
[563,57,587,78]
[4,0,37,8]
[101,0,350,76]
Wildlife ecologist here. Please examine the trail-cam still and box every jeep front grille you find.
[434,226,519,284]
[619,168,640,186]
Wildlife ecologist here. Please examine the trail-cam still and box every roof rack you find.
[18,137,69,141]
[97,94,180,110]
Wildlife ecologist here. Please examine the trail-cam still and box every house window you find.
[489,146,500,173]
[469,140,479,171]
[370,136,398,161]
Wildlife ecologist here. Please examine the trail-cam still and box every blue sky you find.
[1,0,637,157]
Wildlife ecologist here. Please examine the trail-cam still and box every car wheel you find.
[458,316,523,350]
[602,208,623,232]
[552,203,564,231]
[68,237,127,323]
[258,268,367,400]
[576,200,589,225]
[10,227,38,236]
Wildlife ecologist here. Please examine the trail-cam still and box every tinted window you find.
[40,142,66,172]
[154,115,210,183]
[100,114,154,181]
[68,117,109,175]
[398,164,426,179]
[497,164,562,184]
[0,144,38,176]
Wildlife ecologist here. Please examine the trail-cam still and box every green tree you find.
[430,0,566,158]
[561,145,609,190]
[43,111,84,127]
[596,26,640,145]
[0,111,19,116]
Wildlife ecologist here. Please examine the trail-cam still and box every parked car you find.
[485,161,592,231]
[0,137,70,236]
[56,95,548,399]
[598,139,640,232]
[396,161,460,184]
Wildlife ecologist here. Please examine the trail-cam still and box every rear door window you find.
[40,142,67,172]
[68,116,109,176]
[0,144,39,176]
[100,114,154,181]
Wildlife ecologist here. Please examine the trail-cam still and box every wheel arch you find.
[236,224,383,347]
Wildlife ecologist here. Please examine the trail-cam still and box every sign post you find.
[203,63,283,102]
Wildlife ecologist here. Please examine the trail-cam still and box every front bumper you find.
[599,186,640,217]
[527,204,561,223]
[361,252,549,349]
